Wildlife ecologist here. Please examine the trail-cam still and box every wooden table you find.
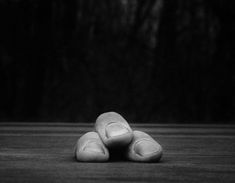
[0,123,235,183]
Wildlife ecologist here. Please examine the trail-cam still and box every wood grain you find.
[0,123,235,183]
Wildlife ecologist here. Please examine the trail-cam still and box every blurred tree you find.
[0,0,234,122]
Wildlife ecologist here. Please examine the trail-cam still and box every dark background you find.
[0,0,234,123]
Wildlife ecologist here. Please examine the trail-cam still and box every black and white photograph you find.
[0,0,234,182]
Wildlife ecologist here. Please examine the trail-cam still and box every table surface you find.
[0,123,235,183]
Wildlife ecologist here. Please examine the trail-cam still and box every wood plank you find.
[0,123,235,183]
